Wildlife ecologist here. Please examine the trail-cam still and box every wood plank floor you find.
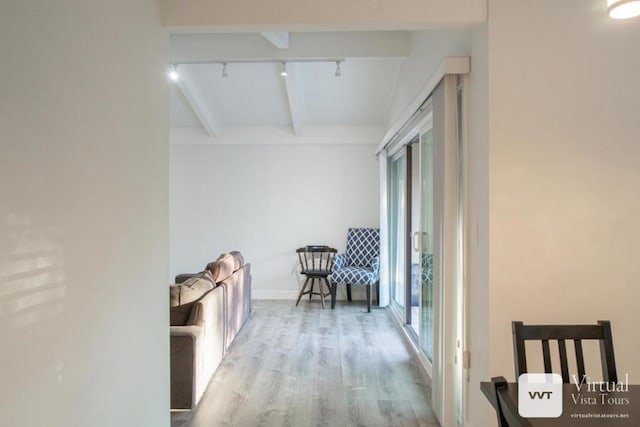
[171,300,439,427]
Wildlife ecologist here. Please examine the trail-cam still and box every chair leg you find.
[346,283,352,301]
[330,282,337,309]
[366,286,371,313]
[319,279,326,309]
[296,277,310,306]
[375,281,380,306]
[309,278,315,300]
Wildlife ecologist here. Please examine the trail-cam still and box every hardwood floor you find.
[171,300,439,427]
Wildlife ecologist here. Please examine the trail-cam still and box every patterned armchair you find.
[330,228,380,312]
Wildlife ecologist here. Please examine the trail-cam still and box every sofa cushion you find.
[170,275,215,326]
[229,251,244,269]
[206,254,235,282]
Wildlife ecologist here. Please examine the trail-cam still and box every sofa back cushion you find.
[206,254,236,282]
[170,273,215,326]
[229,251,244,269]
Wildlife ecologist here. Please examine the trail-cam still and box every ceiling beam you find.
[175,66,219,137]
[260,32,289,49]
[170,31,409,63]
[281,63,303,136]
[158,0,486,29]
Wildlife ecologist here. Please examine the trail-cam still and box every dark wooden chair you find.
[489,377,533,427]
[295,246,337,309]
[512,320,617,384]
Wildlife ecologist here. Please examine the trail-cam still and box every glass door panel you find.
[409,144,421,335]
[419,128,434,362]
[388,153,406,309]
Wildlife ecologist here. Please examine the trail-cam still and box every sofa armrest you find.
[170,325,203,409]
[371,256,380,278]
[333,253,348,271]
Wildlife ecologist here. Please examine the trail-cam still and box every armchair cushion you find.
[331,266,377,285]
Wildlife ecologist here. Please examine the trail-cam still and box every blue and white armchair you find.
[330,228,380,312]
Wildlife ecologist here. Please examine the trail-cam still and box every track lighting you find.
[168,59,346,79]
[335,61,342,77]
[168,64,179,81]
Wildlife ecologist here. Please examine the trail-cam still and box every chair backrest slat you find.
[557,339,570,383]
[541,340,552,373]
[296,246,337,274]
[512,320,617,384]
[574,339,586,382]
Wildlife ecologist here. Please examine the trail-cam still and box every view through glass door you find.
[418,127,434,362]
[388,152,406,311]
[388,124,434,362]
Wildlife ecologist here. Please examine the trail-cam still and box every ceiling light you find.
[608,0,640,19]
[168,64,179,81]
[335,61,342,77]
[280,62,288,77]
[222,63,228,78]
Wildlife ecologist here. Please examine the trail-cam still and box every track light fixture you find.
[168,64,179,81]
[335,61,342,77]
[168,58,345,80]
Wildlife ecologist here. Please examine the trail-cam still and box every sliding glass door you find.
[388,152,406,309]
[383,75,465,426]
[388,124,434,354]
[419,127,434,362]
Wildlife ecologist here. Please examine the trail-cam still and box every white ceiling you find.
[169,32,409,134]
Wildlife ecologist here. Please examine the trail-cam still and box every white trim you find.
[252,290,370,300]
[253,290,301,300]
[386,107,433,157]
[460,73,472,427]
[376,56,470,154]
[378,149,390,307]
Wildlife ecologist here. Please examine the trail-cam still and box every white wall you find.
[465,24,490,427]
[170,128,379,300]
[0,2,169,427]
[385,30,473,130]
[484,0,640,425]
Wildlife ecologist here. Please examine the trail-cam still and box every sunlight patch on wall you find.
[0,212,66,329]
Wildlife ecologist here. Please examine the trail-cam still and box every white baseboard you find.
[252,290,299,300]
[252,288,369,300]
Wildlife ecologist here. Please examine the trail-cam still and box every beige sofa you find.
[170,251,252,409]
